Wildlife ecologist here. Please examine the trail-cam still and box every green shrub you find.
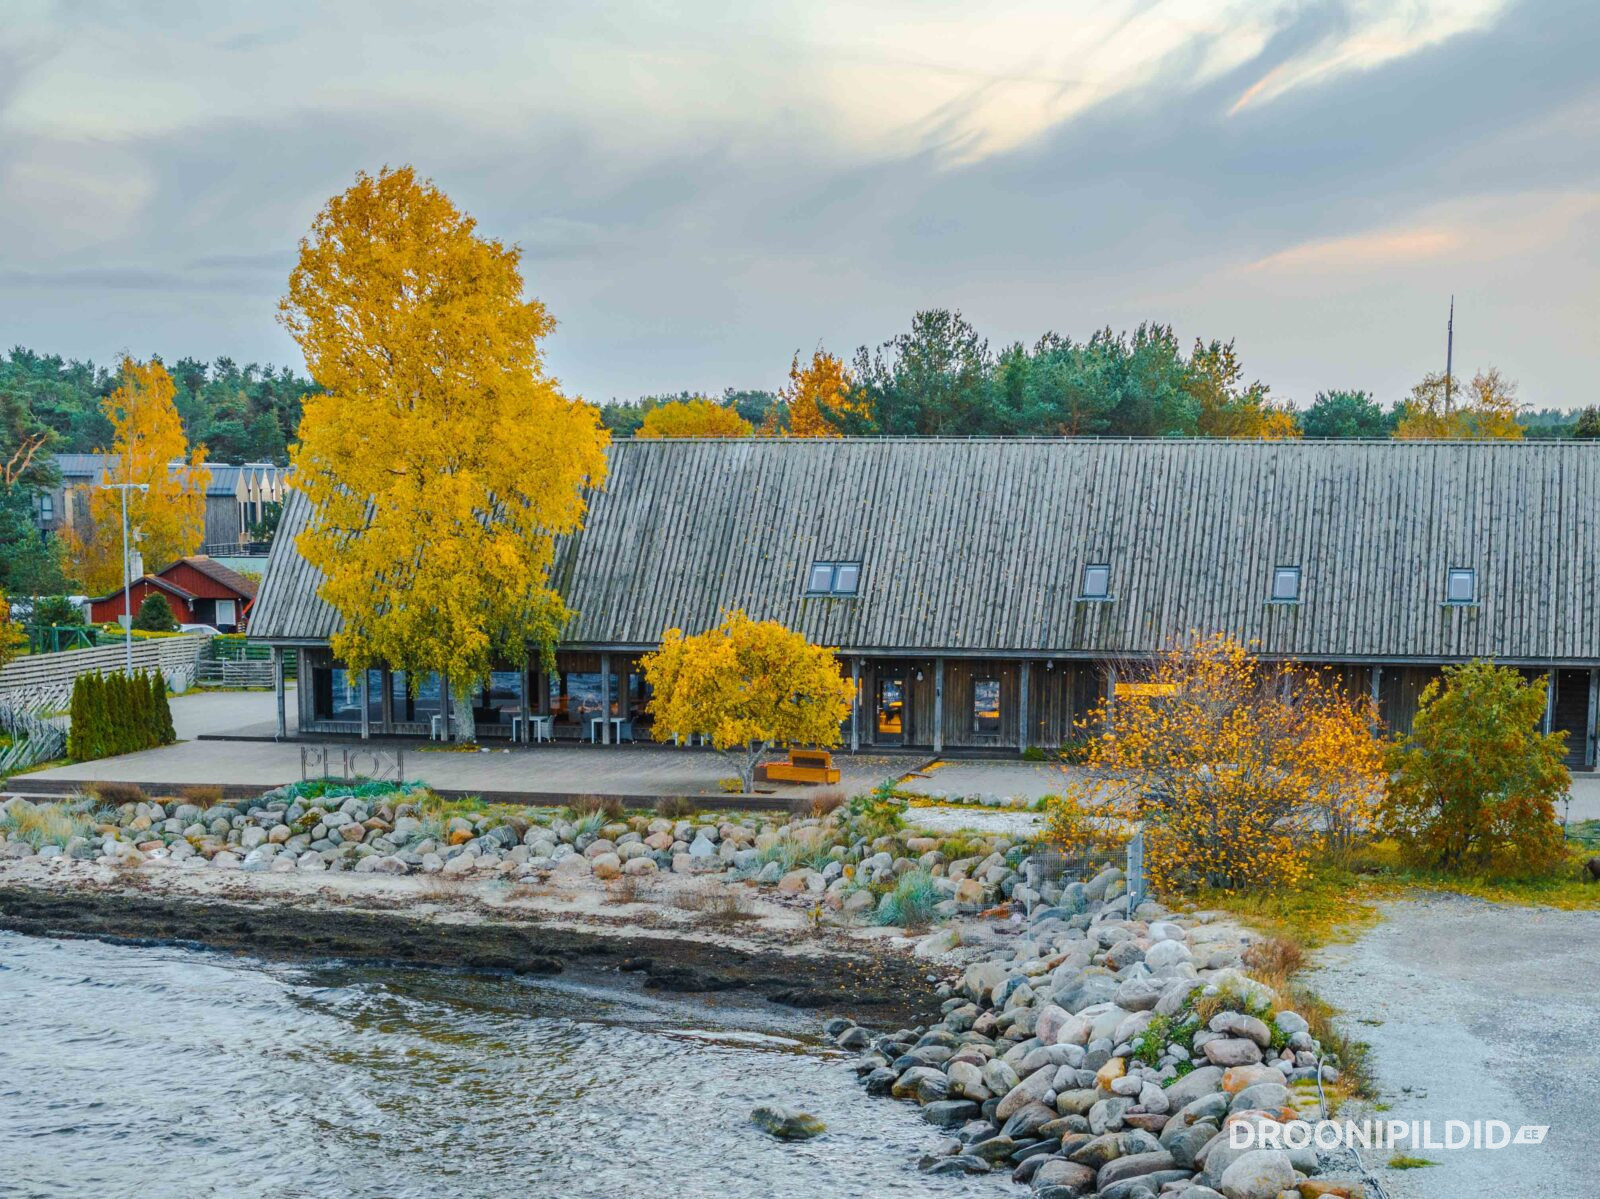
[132,592,177,632]
[1381,661,1568,878]
[33,596,85,627]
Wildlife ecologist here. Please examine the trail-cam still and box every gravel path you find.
[1308,892,1600,1199]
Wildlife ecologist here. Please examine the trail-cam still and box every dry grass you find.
[0,800,91,848]
[86,781,146,806]
[571,794,625,822]
[790,789,845,820]
[671,881,759,927]
[179,784,224,805]
[415,874,474,902]
[608,872,649,904]
[655,796,698,820]
[1235,934,1373,1101]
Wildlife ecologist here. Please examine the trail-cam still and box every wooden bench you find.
[758,749,840,785]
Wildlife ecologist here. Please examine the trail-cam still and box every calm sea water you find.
[0,932,1014,1199]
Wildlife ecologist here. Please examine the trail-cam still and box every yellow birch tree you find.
[279,166,609,740]
[1394,368,1524,440]
[636,398,753,439]
[62,358,209,594]
[640,610,855,790]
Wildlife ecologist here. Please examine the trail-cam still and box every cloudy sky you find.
[2,0,1596,408]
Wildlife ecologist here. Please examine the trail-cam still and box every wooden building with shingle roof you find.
[250,438,1600,764]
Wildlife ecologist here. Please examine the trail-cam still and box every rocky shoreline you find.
[1,786,1382,1198]
[0,784,1027,1023]
[824,864,1377,1199]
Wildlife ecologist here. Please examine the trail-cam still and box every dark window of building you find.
[390,670,444,725]
[36,493,53,525]
[973,677,1001,734]
[1446,567,1477,605]
[806,560,862,596]
[1271,566,1301,603]
[1080,564,1111,600]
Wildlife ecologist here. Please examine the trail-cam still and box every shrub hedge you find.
[66,670,177,762]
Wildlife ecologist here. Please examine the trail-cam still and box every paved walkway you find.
[1309,894,1600,1199]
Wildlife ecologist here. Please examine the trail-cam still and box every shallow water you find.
[0,932,1015,1199]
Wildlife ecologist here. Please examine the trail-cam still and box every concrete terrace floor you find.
[14,687,1600,819]
[19,687,908,801]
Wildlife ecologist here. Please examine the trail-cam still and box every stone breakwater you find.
[0,788,1026,918]
[828,868,1373,1199]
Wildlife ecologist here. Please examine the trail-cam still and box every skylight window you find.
[1271,566,1301,603]
[1446,567,1477,605]
[1080,564,1110,601]
[806,560,861,596]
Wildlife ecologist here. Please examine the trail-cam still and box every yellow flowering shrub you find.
[1047,634,1386,895]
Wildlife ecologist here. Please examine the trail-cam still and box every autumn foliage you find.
[640,610,855,791]
[636,398,753,439]
[1046,635,1386,894]
[280,167,608,736]
[1393,368,1524,440]
[1380,661,1568,877]
[778,349,869,437]
[63,358,209,593]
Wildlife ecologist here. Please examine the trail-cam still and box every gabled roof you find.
[249,438,1600,664]
[89,574,197,604]
[162,556,259,598]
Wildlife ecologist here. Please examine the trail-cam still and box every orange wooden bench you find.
[758,749,841,785]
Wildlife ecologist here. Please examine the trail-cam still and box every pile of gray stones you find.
[826,864,1370,1199]
[0,789,1026,917]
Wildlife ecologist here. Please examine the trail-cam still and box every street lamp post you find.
[96,481,149,673]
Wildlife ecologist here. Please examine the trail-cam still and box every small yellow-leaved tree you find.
[63,358,209,593]
[280,166,609,740]
[1394,368,1524,440]
[636,398,753,439]
[1046,634,1385,894]
[779,349,870,437]
[640,610,855,791]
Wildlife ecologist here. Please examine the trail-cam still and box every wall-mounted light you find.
[915,669,924,682]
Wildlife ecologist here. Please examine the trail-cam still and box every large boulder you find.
[1217,1148,1297,1199]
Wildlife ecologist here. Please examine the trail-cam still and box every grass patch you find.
[873,867,940,930]
[655,796,698,820]
[85,781,147,807]
[1193,859,1390,950]
[1351,840,1600,910]
[0,800,92,849]
[1388,1156,1439,1170]
[672,882,759,927]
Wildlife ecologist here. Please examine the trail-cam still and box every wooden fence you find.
[0,634,210,710]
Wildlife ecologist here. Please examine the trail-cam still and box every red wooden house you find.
[89,557,259,633]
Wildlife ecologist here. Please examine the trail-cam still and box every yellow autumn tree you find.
[1189,339,1301,440]
[1046,634,1385,894]
[280,166,609,740]
[0,589,16,667]
[62,358,209,594]
[640,609,855,791]
[1394,367,1524,440]
[636,398,753,439]
[779,349,870,437]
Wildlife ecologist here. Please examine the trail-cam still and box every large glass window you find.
[478,671,524,724]
[390,670,444,724]
[973,677,1001,735]
[315,667,363,721]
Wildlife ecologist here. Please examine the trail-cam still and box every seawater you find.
[0,931,1016,1199]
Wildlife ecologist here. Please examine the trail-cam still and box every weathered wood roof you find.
[250,438,1600,664]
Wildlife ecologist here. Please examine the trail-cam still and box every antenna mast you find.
[1445,295,1454,408]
